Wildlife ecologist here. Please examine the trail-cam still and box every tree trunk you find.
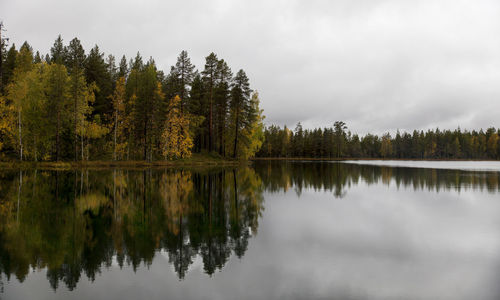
[208,79,213,152]
[143,118,147,161]
[74,82,77,161]
[34,135,37,162]
[81,119,84,161]
[114,109,117,160]
[56,110,60,161]
[233,110,239,158]
[180,66,184,115]
[18,110,22,161]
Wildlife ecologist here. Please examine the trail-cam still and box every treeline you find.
[257,121,500,159]
[0,25,264,161]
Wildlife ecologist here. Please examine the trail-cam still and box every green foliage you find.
[85,45,112,117]
[0,33,262,162]
[257,122,500,160]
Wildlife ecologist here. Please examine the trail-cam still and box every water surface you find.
[1,161,500,299]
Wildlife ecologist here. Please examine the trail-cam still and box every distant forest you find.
[0,24,264,162]
[1,24,499,162]
[257,121,500,160]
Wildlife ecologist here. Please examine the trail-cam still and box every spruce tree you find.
[85,45,112,118]
[65,37,86,73]
[174,50,195,113]
[3,44,17,88]
[118,55,128,78]
[50,35,65,64]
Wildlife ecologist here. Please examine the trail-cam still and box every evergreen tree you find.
[132,62,163,160]
[174,50,195,113]
[65,37,86,73]
[85,45,112,118]
[229,69,251,158]
[333,121,347,158]
[3,44,17,89]
[33,51,42,63]
[50,35,65,64]
[188,73,206,152]
[215,59,232,155]
[202,52,218,152]
[107,54,117,83]
[118,55,128,79]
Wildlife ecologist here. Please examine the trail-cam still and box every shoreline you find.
[0,158,245,170]
[251,157,500,162]
[1,157,498,170]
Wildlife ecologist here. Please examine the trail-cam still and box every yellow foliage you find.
[159,171,200,235]
[162,96,193,160]
[0,96,15,152]
[76,193,110,214]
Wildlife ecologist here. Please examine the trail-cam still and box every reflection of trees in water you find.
[255,161,500,197]
[0,167,264,290]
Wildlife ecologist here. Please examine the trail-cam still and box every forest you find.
[1,24,499,162]
[0,26,264,162]
[257,121,500,160]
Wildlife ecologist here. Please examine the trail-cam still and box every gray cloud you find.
[2,0,500,134]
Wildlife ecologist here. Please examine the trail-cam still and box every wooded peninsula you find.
[0,27,498,163]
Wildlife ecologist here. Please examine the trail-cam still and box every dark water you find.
[1,161,500,300]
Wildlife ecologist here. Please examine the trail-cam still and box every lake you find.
[1,161,500,300]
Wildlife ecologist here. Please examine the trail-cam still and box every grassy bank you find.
[0,153,246,170]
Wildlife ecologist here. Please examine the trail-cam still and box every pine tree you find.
[202,52,218,152]
[215,59,232,155]
[229,69,251,158]
[333,121,347,158]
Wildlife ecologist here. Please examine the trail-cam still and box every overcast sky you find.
[2,0,500,134]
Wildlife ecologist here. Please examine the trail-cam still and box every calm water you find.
[1,161,500,300]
